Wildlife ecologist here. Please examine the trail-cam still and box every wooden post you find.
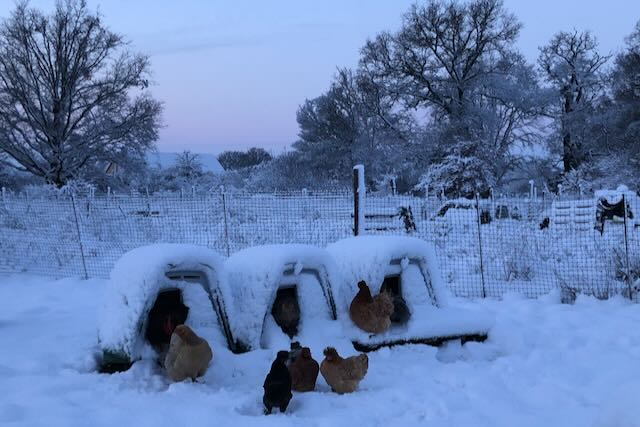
[353,165,365,236]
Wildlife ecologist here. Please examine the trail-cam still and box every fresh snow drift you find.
[3,274,640,426]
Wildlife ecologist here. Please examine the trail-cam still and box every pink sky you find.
[1,0,639,155]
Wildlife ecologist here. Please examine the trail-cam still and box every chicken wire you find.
[0,188,638,300]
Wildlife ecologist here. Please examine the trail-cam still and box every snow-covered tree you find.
[538,30,610,173]
[360,0,545,195]
[174,151,204,180]
[294,68,412,186]
[360,0,521,123]
[217,148,272,171]
[0,0,162,187]
[609,21,640,180]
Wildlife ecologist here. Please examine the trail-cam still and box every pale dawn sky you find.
[1,0,639,155]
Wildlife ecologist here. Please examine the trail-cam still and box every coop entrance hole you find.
[145,289,189,350]
[381,275,401,297]
[380,275,411,325]
[271,286,301,338]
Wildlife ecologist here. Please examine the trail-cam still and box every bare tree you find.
[611,22,640,160]
[0,0,162,187]
[359,0,545,195]
[538,30,610,172]
[294,68,413,183]
[218,147,272,171]
[174,150,203,180]
[360,0,521,122]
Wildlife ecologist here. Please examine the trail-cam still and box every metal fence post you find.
[70,193,89,280]
[623,194,632,300]
[353,165,365,236]
[220,186,231,257]
[475,193,487,298]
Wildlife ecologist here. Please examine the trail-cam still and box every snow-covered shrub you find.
[611,247,640,284]
[502,235,534,282]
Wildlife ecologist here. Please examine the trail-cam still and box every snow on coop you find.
[224,244,339,351]
[98,244,235,372]
[326,235,492,351]
[594,186,637,231]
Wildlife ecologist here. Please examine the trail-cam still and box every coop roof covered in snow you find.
[145,151,224,174]
[326,235,448,309]
[595,186,636,203]
[225,244,339,349]
[98,244,230,360]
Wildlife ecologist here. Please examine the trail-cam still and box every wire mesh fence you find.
[1,186,638,300]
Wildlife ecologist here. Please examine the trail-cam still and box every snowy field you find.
[2,274,640,426]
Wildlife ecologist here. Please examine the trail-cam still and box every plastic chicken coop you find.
[97,244,237,373]
[327,235,492,351]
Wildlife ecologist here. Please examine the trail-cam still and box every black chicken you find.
[263,351,293,415]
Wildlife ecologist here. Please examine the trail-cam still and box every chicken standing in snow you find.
[320,347,368,394]
[349,281,394,333]
[164,324,213,382]
[289,347,319,392]
[263,351,293,414]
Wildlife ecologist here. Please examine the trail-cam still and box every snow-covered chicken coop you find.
[98,244,236,373]
[224,244,339,351]
[326,236,492,351]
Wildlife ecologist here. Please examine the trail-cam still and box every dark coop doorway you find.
[380,275,411,325]
[145,289,189,350]
[271,286,301,338]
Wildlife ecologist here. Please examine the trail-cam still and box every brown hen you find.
[349,281,394,333]
[164,324,213,382]
[289,347,319,392]
[320,347,368,394]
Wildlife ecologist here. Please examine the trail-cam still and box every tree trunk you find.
[562,132,574,172]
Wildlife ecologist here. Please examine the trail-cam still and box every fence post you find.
[353,165,365,236]
[623,194,633,300]
[220,186,231,257]
[70,193,89,280]
[475,193,487,298]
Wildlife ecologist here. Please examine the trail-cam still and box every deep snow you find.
[2,274,640,426]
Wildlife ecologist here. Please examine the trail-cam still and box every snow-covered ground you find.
[2,274,640,426]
